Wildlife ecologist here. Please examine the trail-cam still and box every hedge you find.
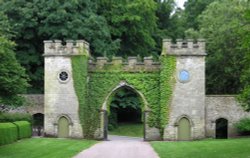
[0,112,32,123]
[0,122,18,145]
[13,121,32,139]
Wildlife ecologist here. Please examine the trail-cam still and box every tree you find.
[184,0,215,30]
[0,0,118,93]
[154,0,176,52]
[198,0,247,94]
[0,13,29,106]
[97,0,158,57]
[0,14,29,106]
[238,3,250,110]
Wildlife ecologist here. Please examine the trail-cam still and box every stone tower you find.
[162,39,207,140]
[43,40,89,138]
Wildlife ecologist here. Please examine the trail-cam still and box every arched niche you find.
[216,118,228,139]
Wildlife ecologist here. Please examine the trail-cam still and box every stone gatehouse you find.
[43,39,250,141]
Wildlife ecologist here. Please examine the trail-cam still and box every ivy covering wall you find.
[71,55,88,136]
[72,55,176,138]
[160,55,176,130]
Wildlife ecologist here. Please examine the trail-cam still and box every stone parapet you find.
[162,39,206,56]
[43,40,89,56]
[88,56,160,72]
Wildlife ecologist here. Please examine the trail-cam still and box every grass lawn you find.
[151,138,250,158]
[0,138,96,158]
[109,123,143,137]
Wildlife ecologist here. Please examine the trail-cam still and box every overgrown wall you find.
[205,95,250,137]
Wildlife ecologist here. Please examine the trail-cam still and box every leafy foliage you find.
[184,0,215,30]
[0,0,178,94]
[160,55,176,130]
[71,53,176,138]
[198,0,247,94]
[71,54,88,137]
[110,88,141,109]
[235,117,250,135]
[0,0,118,93]
[98,0,158,57]
[108,87,142,130]
[0,35,29,106]
[238,3,250,110]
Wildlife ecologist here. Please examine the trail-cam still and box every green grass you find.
[109,123,143,137]
[151,138,250,158]
[0,138,96,158]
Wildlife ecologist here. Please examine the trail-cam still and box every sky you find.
[175,0,187,9]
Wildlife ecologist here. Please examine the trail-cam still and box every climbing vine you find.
[72,54,176,138]
[71,54,88,136]
[160,55,176,131]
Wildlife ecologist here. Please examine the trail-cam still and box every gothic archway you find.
[100,81,150,140]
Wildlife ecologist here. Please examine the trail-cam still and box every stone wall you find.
[0,94,44,115]
[24,94,44,114]
[205,95,250,138]
[88,57,160,72]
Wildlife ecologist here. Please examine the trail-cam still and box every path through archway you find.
[106,86,144,140]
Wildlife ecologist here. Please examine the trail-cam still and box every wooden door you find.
[58,116,69,138]
[178,117,191,140]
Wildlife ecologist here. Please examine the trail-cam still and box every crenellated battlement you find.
[88,56,160,72]
[162,39,206,56]
[43,40,89,56]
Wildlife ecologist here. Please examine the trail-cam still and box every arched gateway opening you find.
[101,82,149,140]
[32,113,44,136]
[216,118,228,139]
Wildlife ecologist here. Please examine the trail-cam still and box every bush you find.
[13,121,32,139]
[235,117,250,135]
[0,113,32,123]
[0,122,18,145]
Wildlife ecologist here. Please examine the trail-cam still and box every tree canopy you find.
[1,0,250,110]
[0,13,29,106]
[198,0,247,94]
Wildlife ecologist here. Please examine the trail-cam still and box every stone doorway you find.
[32,113,44,136]
[58,116,69,138]
[216,118,228,139]
[178,117,191,140]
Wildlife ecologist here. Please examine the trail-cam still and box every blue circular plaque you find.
[179,70,190,82]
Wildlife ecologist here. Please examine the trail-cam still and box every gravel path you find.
[74,136,159,158]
